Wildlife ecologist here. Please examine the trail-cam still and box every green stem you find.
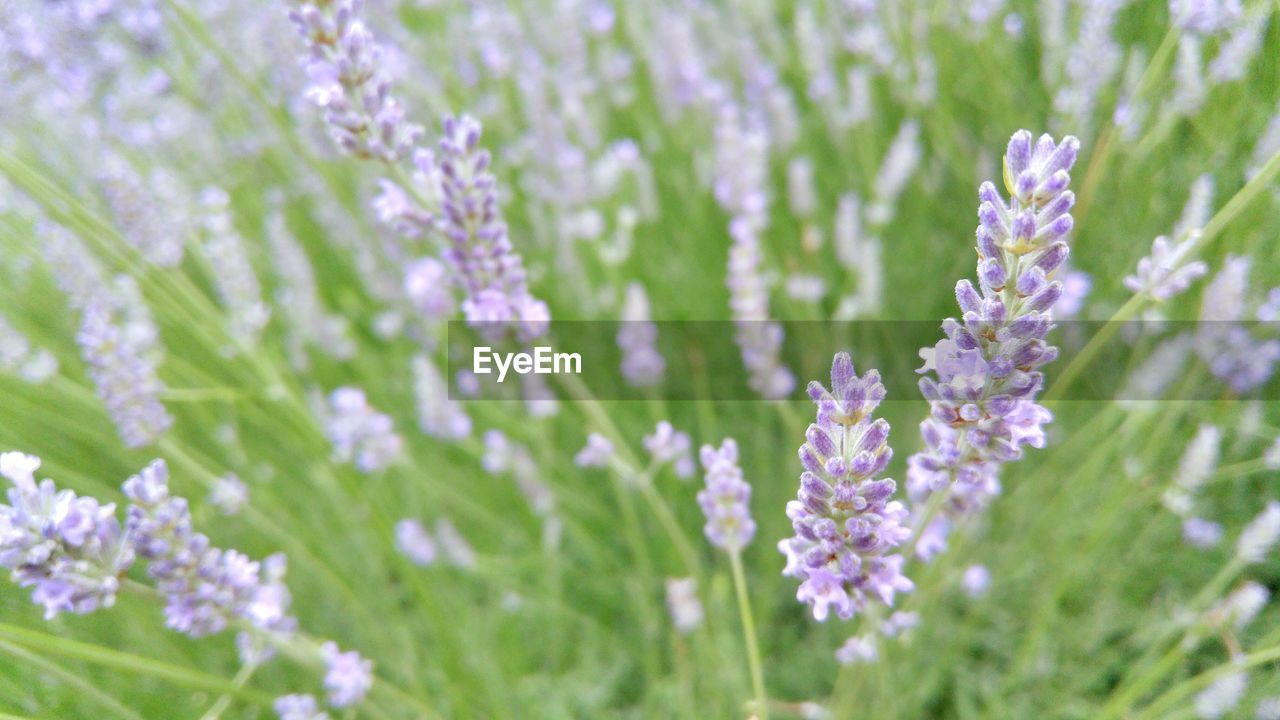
[729,550,769,720]
[198,661,258,720]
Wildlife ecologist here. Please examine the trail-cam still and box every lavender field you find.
[1,0,1279,718]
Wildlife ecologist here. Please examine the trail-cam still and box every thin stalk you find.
[729,550,769,720]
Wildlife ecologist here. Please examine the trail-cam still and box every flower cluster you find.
[1195,255,1280,393]
[618,282,665,388]
[289,0,423,161]
[45,225,172,448]
[324,387,403,473]
[697,439,756,552]
[198,187,271,345]
[778,353,912,621]
[0,452,133,619]
[437,115,550,338]
[123,460,296,639]
[644,421,694,478]
[906,130,1079,558]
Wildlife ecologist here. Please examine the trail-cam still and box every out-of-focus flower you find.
[698,438,756,552]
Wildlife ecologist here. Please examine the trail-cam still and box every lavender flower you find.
[289,0,423,161]
[664,577,704,634]
[1195,671,1247,719]
[697,438,756,552]
[962,564,991,598]
[1196,256,1280,393]
[1171,0,1243,35]
[574,433,614,469]
[435,517,476,570]
[437,115,549,340]
[199,187,270,345]
[644,421,694,478]
[1125,176,1212,303]
[98,156,186,267]
[618,282,665,388]
[906,130,1079,558]
[0,452,133,619]
[274,694,330,720]
[778,353,912,621]
[403,257,455,321]
[45,225,172,448]
[325,387,402,473]
[0,313,57,383]
[412,356,471,441]
[1163,424,1221,516]
[1237,501,1280,564]
[266,210,355,362]
[208,474,248,516]
[123,460,295,638]
[835,635,878,665]
[1183,517,1224,548]
[394,519,437,567]
[321,641,373,708]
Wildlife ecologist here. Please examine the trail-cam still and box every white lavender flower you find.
[325,387,403,473]
[644,421,695,478]
[1197,256,1280,393]
[1171,0,1243,35]
[321,641,374,708]
[435,517,476,570]
[574,433,614,469]
[1184,517,1224,548]
[0,452,133,619]
[208,474,248,516]
[412,356,471,441]
[698,438,756,552]
[618,282,664,388]
[1258,697,1280,720]
[866,119,922,226]
[274,694,330,720]
[266,210,355,362]
[963,564,991,598]
[779,353,912,621]
[98,156,187,267]
[907,130,1079,558]
[1163,425,1221,516]
[0,312,58,383]
[1195,670,1247,719]
[1237,501,1280,564]
[1265,438,1280,471]
[835,635,878,665]
[199,187,270,345]
[394,519,437,567]
[664,577,704,634]
[1212,581,1269,631]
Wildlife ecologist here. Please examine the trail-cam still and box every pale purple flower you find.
[835,635,878,665]
[1197,257,1280,392]
[697,438,756,552]
[208,474,248,516]
[0,452,133,619]
[321,641,373,708]
[266,210,355,362]
[44,226,171,448]
[98,156,186,267]
[199,187,270,345]
[394,519,437,567]
[325,387,402,473]
[289,1,423,161]
[962,564,991,598]
[1195,671,1246,719]
[437,115,549,341]
[0,313,57,383]
[274,694,330,720]
[124,460,296,639]
[436,517,476,569]
[779,353,913,621]
[404,257,455,320]
[881,610,920,638]
[1238,501,1280,564]
[645,421,694,478]
[665,577,704,634]
[1184,517,1224,548]
[1264,438,1280,471]
[618,282,664,388]
[1171,0,1243,35]
[906,130,1079,559]
[574,433,614,469]
[412,356,471,441]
